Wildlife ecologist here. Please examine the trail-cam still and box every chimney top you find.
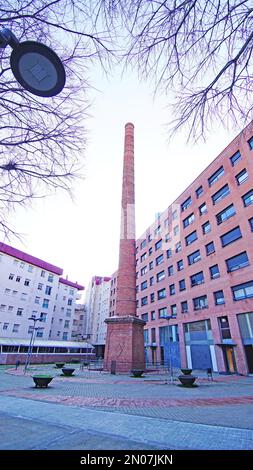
[125,122,134,128]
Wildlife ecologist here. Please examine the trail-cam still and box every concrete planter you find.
[32,375,53,388]
[55,362,65,368]
[62,368,75,376]
[178,374,197,387]
[131,370,144,377]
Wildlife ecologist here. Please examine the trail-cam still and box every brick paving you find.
[0,365,253,449]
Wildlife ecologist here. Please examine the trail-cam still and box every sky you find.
[6,64,240,301]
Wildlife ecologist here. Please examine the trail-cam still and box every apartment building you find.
[85,276,111,357]
[0,242,84,342]
[112,123,253,375]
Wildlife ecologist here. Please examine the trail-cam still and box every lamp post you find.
[24,316,42,373]
[162,315,177,384]
[0,27,65,97]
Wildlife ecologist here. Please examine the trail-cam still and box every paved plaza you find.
[0,364,253,451]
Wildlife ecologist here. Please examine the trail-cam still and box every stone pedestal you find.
[104,316,146,373]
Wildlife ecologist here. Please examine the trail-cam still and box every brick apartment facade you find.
[110,122,253,375]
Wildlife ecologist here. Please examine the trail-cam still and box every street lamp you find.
[0,27,65,97]
[24,316,42,373]
[162,315,177,385]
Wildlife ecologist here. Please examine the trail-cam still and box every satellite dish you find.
[10,41,66,97]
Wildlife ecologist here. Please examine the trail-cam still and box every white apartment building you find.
[0,242,84,342]
[85,276,111,357]
[50,278,84,341]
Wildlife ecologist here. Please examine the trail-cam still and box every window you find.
[183,213,195,228]
[188,250,201,265]
[36,328,44,338]
[149,262,153,271]
[40,312,47,322]
[156,254,164,266]
[16,276,21,282]
[149,247,153,255]
[155,239,162,251]
[157,288,166,300]
[205,241,215,255]
[42,299,49,308]
[141,313,148,321]
[199,202,207,215]
[196,186,203,198]
[226,252,249,272]
[220,226,242,247]
[3,323,9,330]
[173,225,179,236]
[242,189,253,207]
[185,230,197,246]
[35,296,40,304]
[232,281,253,300]
[150,293,155,303]
[248,137,253,150]
[169,284,175,295]
[28,265,33,273]
[165,233,171,243]
[167,248,172,258]
[64,320,70,328]
[151,311,156,321]
[9,273,14,280]
[45,285,52,296]
[208,166,224,186]
[17,308,23,316]
[140,240,147,250]
[157,271,165,282]
[209,264,220,279]
[202,221,211,234]
[168,265,174,276]
[12,324,20,333]
[177,260,184,271]
[175,241,182,253]
[12,290,18,297]
[67,298,72,306]
[141,266,147,275]
[171,305,177,315]
[141,296,148,306]
[190,271,204,287]
[66,308,71,317]
[21,293,28,301]
[212,184,230,205]
[230,150,241,166]
[236,169,248,185]
[249,218,253,231]
[179,279,186,291]
[181,196,192,212]
[218,316,231,339]
[148,234,152,242]
[154,225,161,236]
[140,252,147,262]
[181,301,188,313]
[8,306,13,311]
[216,204,236,225]
[62,332,68,341]
[0,304,6,311]
[193,295,208,310]
[24,279,30,286]
[214,290,225,305]
[48,274,54,282]
[4,288,11,295]
[172,210,177,220]
[159,307,167,318]
[41,270,45,277]
[141,280,148,290]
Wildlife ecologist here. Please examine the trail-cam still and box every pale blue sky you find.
[8,65,238,298]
